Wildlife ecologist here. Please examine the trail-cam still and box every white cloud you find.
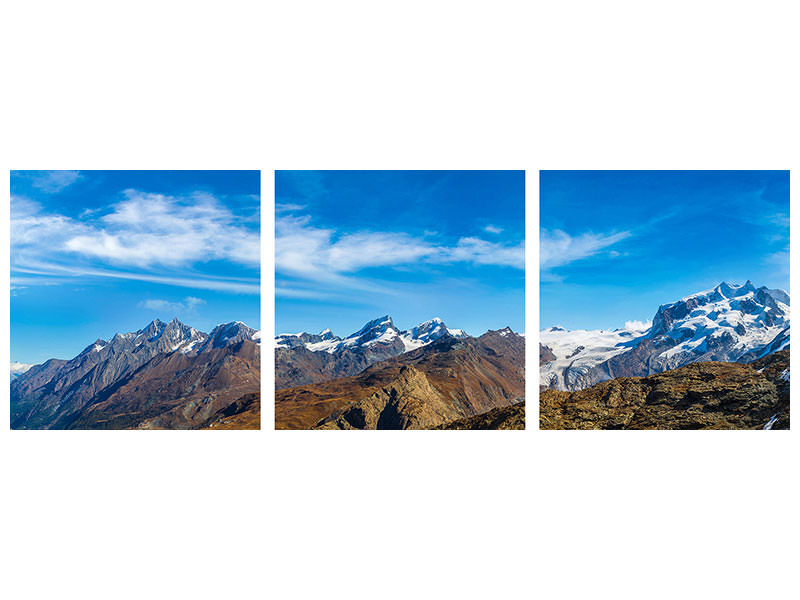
[484,225,503,234]
[62,190,259,268]
[138,296,206,312]
[275,203,306,212]
[540,229,631,270]
[11,191,260,294]
[445,237,524,268]
[624,319,652,330]
[275,214,524,283]
[13,190,259,268]
[28,170,82,193]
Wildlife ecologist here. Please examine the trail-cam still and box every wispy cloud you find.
[484,225,503,234]
[540,229,632,271]
[275,214,523,299]
[277,214,524,279]
[13,262,260,294]
[138,296,205,312]
[24,170,83,193]
[275,203,306,212]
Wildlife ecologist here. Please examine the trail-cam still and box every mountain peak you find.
[200,321,258,351]
[353,315,396,336]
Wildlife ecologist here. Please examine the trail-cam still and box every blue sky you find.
[276,170,525,337]
[540,170,790,330]
[11,171,260,364]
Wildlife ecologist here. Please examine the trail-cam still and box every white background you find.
[1,1,797,599]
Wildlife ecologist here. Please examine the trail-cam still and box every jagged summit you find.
[200,321,258,351]
[275,315,469,355]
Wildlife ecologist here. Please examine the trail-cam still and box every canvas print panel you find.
[275,170,525,430]
[539,170,789,430]
[10,170,261,430]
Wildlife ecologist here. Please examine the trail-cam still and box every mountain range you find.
[276,316,468,389]
[540,281,790,392]
[11,318,261,429]
[275,316,524,429]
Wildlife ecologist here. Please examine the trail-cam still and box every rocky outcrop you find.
[540,344,556,366]
[198,392,261,430]
[315,365,462,429]
[436,401,525,430]
[540,350,789,430]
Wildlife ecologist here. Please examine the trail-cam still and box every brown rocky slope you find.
[540,349,789,430]
[275,329,525,430]
[436,401,525,430]
[70,340,261,429]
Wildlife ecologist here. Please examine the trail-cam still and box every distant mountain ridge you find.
[540,281,790,391]
[276,316,467,354]
[275,315,472,390]
[11,318,260,429]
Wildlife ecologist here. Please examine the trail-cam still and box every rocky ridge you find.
[276,315,469,389]
[540,349,789,430]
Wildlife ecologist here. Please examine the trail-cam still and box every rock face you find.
[275,315,468,389]
[539,344,556,366]
[315,365,462,430]
[11,318,260,430]
[275,329,525,430]
[436,401,525,430]
[199,392,261,430]
[540,349,789,430]
[540,281,790,391]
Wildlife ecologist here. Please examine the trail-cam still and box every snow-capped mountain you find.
[276,316,468,355]
[199,321,260,352]
[11,317,260,430]
[540,281,790,391]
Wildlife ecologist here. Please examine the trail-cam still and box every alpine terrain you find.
[275,316,525,429]
[11,318,261,429]
[539,281,790,430]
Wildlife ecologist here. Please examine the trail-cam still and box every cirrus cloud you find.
[276,214,524,281]
[540,228,632,270]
